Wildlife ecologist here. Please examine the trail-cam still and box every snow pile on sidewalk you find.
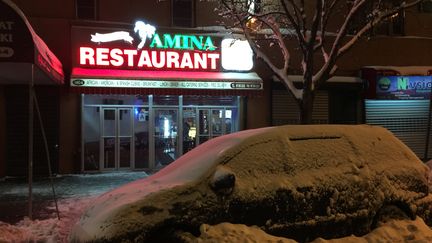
[0,196,95,243]
[182,217,432,243]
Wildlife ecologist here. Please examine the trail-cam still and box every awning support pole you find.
[28,65,34,220]
[33,92,60,220]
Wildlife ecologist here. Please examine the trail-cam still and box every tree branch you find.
[281,0,306,50]
[312,0,367,85]
[315,0,422,88]
[303,0,323,91]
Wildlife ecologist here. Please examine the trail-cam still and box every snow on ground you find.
[0,172,148,242]
[0,196,94,243]
[182,217,432,243]
[2,201,432,243]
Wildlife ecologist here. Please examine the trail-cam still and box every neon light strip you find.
[70,78,262,90]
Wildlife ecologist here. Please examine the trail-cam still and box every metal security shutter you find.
[272,89,329,125]
[365,99,432,160]
[5,86,59,176]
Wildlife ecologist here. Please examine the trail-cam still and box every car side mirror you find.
[209,165,236,195]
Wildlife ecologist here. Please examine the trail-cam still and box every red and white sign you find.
[79,47,220,70]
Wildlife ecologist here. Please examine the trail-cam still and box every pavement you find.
[0,171,149,223]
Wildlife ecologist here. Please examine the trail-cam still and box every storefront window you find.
[83,106,100,171]
[183,108,196,154]
[82,94,240,171]
[154,109,178,167]
[134,107,149,168]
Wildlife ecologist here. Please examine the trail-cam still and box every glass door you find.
[102,108,133,170]
[182,108,197,154]
[154,109,178,167]
[118,108,133,168]
[197,108,225,145]
[210,109,224,138]
[134,107,149,169]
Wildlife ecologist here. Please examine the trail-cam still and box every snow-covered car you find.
[70,125,432,242]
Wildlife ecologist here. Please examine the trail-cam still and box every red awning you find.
[0,0,64,85]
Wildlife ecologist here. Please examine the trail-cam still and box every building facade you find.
[1,0,432,177]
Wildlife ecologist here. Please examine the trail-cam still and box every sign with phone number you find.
[71,78,263,90]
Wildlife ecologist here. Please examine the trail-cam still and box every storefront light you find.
[221,38,253,71]
[188,127,196,138]
[164,118,170,138]
[225,110,232,119]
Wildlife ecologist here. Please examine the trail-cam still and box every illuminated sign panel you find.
[71,21,261,90]
[71,78,262,90]
[78,21,222,72]
[75,21,254,72]
[376,76,432,99]
[221,38,253,71]
[79,47,220,70]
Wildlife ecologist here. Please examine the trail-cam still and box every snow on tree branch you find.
[216,0,423,123]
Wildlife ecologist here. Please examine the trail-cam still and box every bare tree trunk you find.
[300,89,315,124]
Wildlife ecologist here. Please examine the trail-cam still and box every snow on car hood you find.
[70,126,273,241]
[70,125,429,241]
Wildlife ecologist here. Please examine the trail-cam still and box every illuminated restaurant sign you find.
[79,47,220,70]
[376,76,432,99]
[71,21,261,90]
[79,21,223,71]
[76,21,253,72]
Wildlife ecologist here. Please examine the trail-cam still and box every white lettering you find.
[123,49,137,67]
[166,51,180,68]
[110,48,124,66]
[80,47,95,65]
[194,53,207,69]
[78,47,221,70]
[207,53,220,70]
[137,50,152,67]
[96,48,109,65]
[151,51,165,68]
[180,52,193,69]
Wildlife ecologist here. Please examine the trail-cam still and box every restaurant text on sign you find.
[79,47,220,70]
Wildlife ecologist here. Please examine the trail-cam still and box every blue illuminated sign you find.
[376,76,432,100]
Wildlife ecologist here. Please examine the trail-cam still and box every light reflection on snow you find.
[0,197,95,243]
[0,172,148,242]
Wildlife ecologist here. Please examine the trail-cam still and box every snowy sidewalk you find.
[0,171,148,224]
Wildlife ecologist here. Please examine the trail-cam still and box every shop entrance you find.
[82,95,241,172]
[101,108,133,170]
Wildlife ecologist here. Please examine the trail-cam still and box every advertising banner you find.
[376,76,432,100]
